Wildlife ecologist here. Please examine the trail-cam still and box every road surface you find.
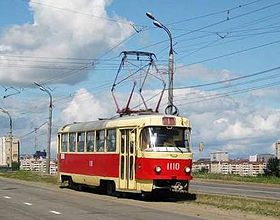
[190,179,280,201]
[0,177,278,220]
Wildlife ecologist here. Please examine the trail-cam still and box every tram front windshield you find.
[140,126,191,152]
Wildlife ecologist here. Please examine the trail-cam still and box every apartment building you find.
[210,151,229,162]
[193,159,266,176]
[20,156,57,175]
[276,141,280,159]
[0,136,20,167]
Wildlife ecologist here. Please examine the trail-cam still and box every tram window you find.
[121,130,125,153]
[96,130,105,152]
[129,155,134,180]
[130,131,135,154]
[86,131,94,152]
[61,134,68,152]
[77,132,85,152]
[69,133,76,152]
[140,127,190,151]
[106,129,116,152]
[121,156,124,179]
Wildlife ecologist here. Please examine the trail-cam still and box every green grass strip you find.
[0,170,58,184]
[195,193,280,217]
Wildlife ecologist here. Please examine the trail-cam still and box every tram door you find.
[119,129,136,190]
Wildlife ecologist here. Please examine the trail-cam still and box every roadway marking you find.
[3,196,11,199]
[50,211,61,215]
[24,202,32,206]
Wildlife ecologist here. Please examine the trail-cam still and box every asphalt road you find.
[1,177,279,220]
[190,180,280,200]
[0,177,203,220]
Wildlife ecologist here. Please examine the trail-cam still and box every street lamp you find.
[146,12,177,115]
[0,107,13,168]
[34,82,52,174]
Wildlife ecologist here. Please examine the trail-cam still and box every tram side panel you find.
[59,153,119,186]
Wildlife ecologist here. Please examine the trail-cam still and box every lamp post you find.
[0,107,13,168]
[34,82,52,174]
[146,12,176,115]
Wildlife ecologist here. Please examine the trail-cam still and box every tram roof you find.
[58,114,191,133]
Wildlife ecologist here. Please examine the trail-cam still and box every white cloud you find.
[169,86,280,157]
[61,88,114,123]
[176,64,235,82]
[0,0,133,86]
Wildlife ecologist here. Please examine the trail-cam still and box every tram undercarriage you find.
[152,180,189,193]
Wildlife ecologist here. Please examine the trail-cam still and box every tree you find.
[199,167,209,174]
[265,157,280,177]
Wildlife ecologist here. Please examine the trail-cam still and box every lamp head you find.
[146,12,155,20]
[153,20,163,28]
[34,82,45,91]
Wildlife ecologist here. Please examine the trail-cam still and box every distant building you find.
[257,154,274,163]
[193,158,266,176]
[275,141,280,159]
[192,158,211,172]
[20,157,57,175]
[249,155,257,162]
[0,136,20,167]
[33,150,47,159]
[210,151,229,162]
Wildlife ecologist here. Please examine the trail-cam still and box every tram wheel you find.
[140,192,152,201]
[68,177,76,190]
[106,181,116,196]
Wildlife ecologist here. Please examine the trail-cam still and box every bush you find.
[11,162,20,171]
[264,157,280,177]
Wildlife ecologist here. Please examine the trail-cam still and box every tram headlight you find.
[185,166,191,173]
[154,166,162,173]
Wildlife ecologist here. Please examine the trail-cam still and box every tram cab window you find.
[86,131,94,152]
[77,132,85,152]
[69,133,76,152]
[96,130,105,152]
[106,129,116,152]
[61,134,68,152]
[140,126,191,152]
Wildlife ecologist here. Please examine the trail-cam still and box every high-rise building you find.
[0,136,20,167]
[276,141,280,159]
[210,151,229,162]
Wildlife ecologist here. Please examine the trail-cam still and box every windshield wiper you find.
[175,145,184,154]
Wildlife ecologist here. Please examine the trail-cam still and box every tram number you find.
[167,162,180,171]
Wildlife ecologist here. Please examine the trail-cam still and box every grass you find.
[195,193,280,217]
[193,172,280,185]
[0,170,58,184]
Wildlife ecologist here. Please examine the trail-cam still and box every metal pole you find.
[0,108,13,168]
[8,113,12,168]
[34,83,52,174]
[146,12,175,115]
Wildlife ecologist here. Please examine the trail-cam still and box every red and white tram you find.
[57,114,193,195]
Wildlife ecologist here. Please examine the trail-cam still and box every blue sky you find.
[0,0,280,159]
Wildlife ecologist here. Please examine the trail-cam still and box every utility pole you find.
[0,107,13,168]
[34,82,52,174]
[34,127,38,153]
[146,12,177,115]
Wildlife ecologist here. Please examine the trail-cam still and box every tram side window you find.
[96,130,105,152]
[86,131,94,152]
[106,129,116,152]
[69,133,76,152]
[77,132,85,152]
[61,134,68,152]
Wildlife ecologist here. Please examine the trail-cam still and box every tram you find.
[57,113,193,195]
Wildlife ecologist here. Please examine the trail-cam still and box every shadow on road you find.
[60,185,197,202]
